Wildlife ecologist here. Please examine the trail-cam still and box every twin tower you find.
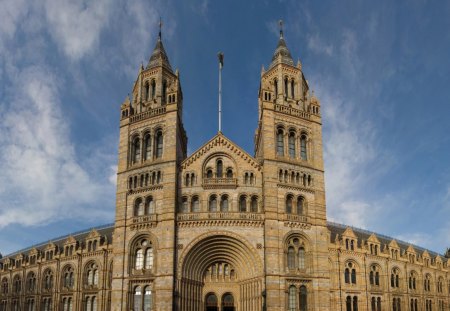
[112,27,328,310]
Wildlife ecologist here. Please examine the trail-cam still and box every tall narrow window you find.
[146,197,155,214]
[217,160,223,178]
[344,268,350,283]
[220,195,229,212]
[288,286,296,311]
[297,197,304,215]
[251,196,258,212]
[134,286,142,311]
[145,248,153,270]
[287,247,295,269]
[277,129,284,156]
[135,198,144,216]
[192,196,200,212]
[155,131,163,158]
[132,137,140,164]
[274,80,278,98]
[289,132,296,158]
[181,197,188,213]
[144,134,151,160]
[145,82,150,101]
[209,196,217,212]
[298,247,305,269]
[284,77,288,97]
[291,80,295,98]
[346,296,352,311]
[353,296,358,311]
[286,196,293,214]
[351,269,357,284]
[239,196,247,212]
[135,249,144,270]
[151,80,156,99]
[299,286,307,311]
[92,297,97,311]
[144,286,152,311]
[162,80,167,104]
[300,134,307,160]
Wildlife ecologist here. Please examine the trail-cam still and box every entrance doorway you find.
[222,293,235,311]
[205,293,218,311]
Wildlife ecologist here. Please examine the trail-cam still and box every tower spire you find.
[146,18,173,72]
[159,17,162,40]
[279,19,284,39]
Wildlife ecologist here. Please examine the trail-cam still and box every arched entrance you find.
[205,293,218,311]
[177,233,263,311]
[222,293,235,311]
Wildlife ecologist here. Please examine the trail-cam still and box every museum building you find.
[0,27,449,311]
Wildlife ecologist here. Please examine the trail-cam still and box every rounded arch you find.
[128,232,159,273]
[201,152,238,177]
[178,231,263,280]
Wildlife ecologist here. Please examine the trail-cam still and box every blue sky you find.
[0,0,449,255]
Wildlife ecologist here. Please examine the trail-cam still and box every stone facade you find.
[0,29,449,311]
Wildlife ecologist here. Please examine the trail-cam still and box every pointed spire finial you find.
[279,20,284,39]
[159,17,163,41]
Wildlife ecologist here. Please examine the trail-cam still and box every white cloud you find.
[0,66,113,228]
[43,0,111,60]
[307,34,333,56]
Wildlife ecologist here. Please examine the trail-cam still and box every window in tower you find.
[162,80,167,104]
[155,130,163,158]
[134,286,142,311]
[277,129,284,156]
[300,134,307,160]
[144,134,151,160]
[298,247,305,269]
[274,79,278,98]
[132,137,140,164]
[297,196,304,215]
[135,249,144,270]
[145,197,155,214]
[209,195,217,212]
[220,195,229,212]
[250,196,258,212]
[288,132,296,158]
[288,285,296,311]
[216,160,223,178]
[291,80,295,98]
[145,81,150,101]
[286,195,293,214]
[134,198,144,216]
[191,196,200,212]
[284,77,288,98]
[181,197,188,213]
[299,285,307,311]
[151,80,156,99]
[239,195,247,212]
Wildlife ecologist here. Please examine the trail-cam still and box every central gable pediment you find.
[181,133,261,171]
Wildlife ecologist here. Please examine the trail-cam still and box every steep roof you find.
[269,30,294,69]
[146,31,173,72]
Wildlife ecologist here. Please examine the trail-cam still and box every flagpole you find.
[218,52,223,133]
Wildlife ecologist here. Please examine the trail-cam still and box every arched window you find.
[26,272,36,293]
[181,197,188,213]
[299,286,307,311]
[145,197,155,214]
[250,196,258,212]
[287,246,295,269]
[135,249,144,270]
[291,80,295,98]
[209,195,217,212]
[151,80,156,99]
[288,132,296,158]
[86,262,99,286]
[351,268,357,284]
[288,285,296,311]
[162,80,167,104]
[220,195,229,212]
[300,134,307,160]
[206,169,213,178]
[226,169,233,178]
[284,77,288,97]
[132,137,140,164]
[62,266,75,289]
[277,129,284,156]
[369,266,380,286]
[42,270,53,291]
[134,286,142,311]
[239,196,247,212]
[134,198,144,217]
[143,134,151,160]
[145,248,153,270]
[274,79,278,98]
[1,278,8,295]
[286,195,293,214]
[216,160,223,178]
[143,286,152,310]
[345,262,357,284]
[298,247,305,269]
[353,296,358,311]
[155,130,163,158]
[297,197,304,215]
[144,81,150,101]
[206,293,218,309]
[345,268,350,284]
[191,196,200,212]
